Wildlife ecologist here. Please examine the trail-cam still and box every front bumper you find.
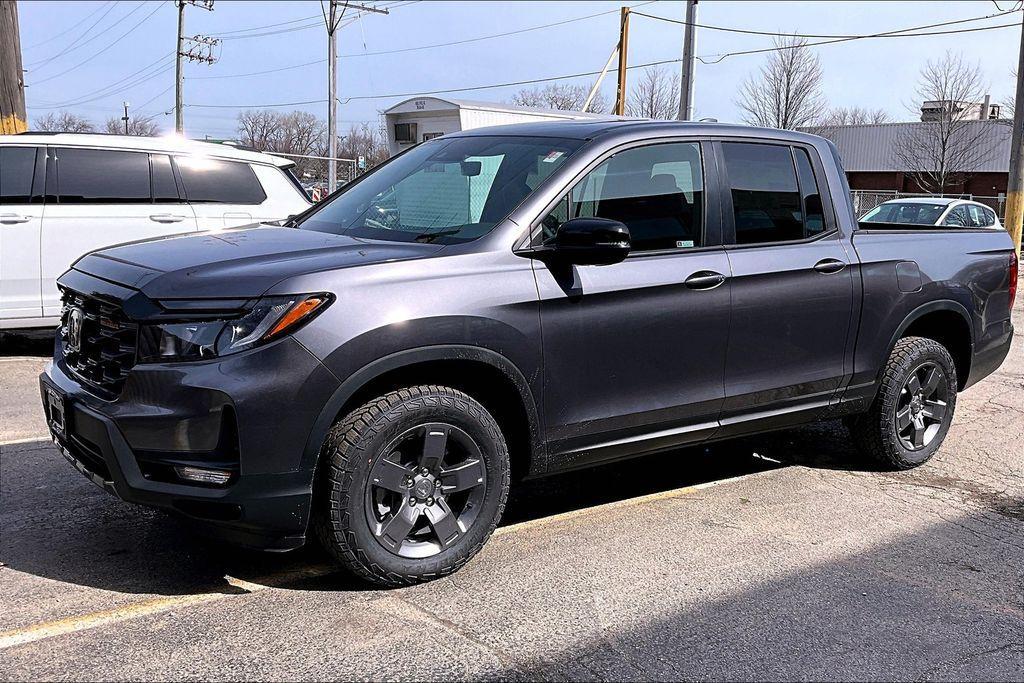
[40,336,340,551]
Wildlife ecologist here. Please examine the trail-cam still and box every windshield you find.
[861,202,947,225]
[298,135,583,244]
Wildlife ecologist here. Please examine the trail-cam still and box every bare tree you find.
[736,36,826,129]
[820,106,890,126]
[104,116,160,136]
[336,122,389,178]
[511,83,607,114]
[33,111,94,132]
[1000,69,1016,121]
[626,67,680,120]
[892,52,996,193]
[236,109,284,152]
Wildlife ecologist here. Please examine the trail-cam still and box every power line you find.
[214,1,412,41]
[23,0,116,50]
[25,1,123,68]
[38,52,175,109]
[29,2,168,85]
[189,1,656,81]
[693,11,1023,64]
[632,6,1019,40]
[187,56,685,109]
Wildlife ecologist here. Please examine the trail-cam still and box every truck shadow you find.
[0,331,54,357]
[1,420,875,598]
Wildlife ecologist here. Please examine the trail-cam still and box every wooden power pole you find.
[324,1,388,193]
[677,0,697,121]
[614,7,630,116]
[1006,12,1024,259]
[0,0,27,134]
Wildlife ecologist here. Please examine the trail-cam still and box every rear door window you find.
[175,157,267,204]
[942,206,970,227]
[0,147,37,203]
[56,148,151,203]
[721,142,804,244]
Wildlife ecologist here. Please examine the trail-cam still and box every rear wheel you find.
[848,336,957,470]
[315,385,509,586]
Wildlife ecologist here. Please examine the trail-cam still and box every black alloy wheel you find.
[365,423,487,559]
[894,361,950,451]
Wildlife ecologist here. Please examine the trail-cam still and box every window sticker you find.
[676,240,695,248]
[542,150,565,163]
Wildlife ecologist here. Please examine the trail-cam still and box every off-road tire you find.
[848,336,958,470]
[314,385,510,587]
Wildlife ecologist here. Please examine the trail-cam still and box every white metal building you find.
[383,96,612,156]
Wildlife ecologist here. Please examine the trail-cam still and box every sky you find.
[16,0,1022,140]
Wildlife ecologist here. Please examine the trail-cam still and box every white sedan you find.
[861,197,1002,229]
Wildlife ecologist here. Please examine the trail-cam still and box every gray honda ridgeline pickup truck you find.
[41,121,1017,586]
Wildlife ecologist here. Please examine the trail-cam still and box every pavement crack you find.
[385,593,533,679]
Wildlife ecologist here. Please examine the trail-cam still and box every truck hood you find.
[71,226,446,299]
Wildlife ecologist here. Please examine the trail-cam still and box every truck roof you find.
[447,119,830,146]
[0,132,295,168]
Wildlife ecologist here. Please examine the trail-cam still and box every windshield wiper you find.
[413,228,462,243]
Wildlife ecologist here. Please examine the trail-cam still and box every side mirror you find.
[546,217,631,265]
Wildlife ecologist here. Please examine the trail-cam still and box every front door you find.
[533,140,730,467]
[714,140,856,436]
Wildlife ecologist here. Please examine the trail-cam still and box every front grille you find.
[60,289,138,398]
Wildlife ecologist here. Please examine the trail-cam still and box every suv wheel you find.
[848,336,958,470]
[315,385,510,586]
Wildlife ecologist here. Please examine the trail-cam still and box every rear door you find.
[715,140,856,435]
[174,156,267,229]
[0,145,45,322]
[40,147,199,317]
[534,139,731,465]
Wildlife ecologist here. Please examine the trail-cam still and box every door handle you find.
[813,258,847,274]
[149,214,186,224]
[684,270,727,290]
[0,213,32,224]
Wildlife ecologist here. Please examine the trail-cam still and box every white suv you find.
[0,133,312,330]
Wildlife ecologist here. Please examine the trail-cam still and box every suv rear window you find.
[175,157,266,204]
[56,148,150,204]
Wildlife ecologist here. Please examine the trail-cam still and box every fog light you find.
[174,466,233,486]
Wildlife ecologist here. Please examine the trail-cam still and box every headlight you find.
[139,294,331,363]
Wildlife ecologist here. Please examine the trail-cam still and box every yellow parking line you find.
[0,564,338,651]
[0,470,779,650]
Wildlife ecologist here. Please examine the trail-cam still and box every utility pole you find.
[677,0,697,121]
[324,1,388,192]
[0,0,27,134]
[174,0,215,135]
[1006,12,1024,259]
[122,101,130,134]
[614,7,630,116]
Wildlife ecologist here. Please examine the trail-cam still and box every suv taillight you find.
[1010,250,1019,311]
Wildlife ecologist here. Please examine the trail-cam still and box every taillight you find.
[1010,250,1019,311]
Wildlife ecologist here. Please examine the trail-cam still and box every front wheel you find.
[848,336,958,470]
[315,385,510,587]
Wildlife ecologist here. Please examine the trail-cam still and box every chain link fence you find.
[852,190,1007,220]
[269,153,360,202]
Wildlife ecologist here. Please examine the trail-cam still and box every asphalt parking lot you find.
[2,297,1023,681]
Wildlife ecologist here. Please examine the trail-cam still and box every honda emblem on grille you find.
[67,307,84,353]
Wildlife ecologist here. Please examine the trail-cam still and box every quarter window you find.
[56,148,150,203]
[543,142,704,252]
[722,142,805,244]
[0,147,37,203]
[176,157,266,204]
[793,148,826,236]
